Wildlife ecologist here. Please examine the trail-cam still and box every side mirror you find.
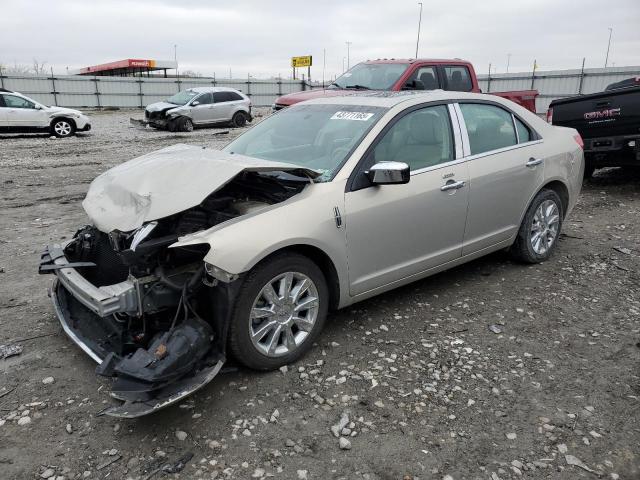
[34,104,42,110]
[366,161,410,185]
[191,100,200,106]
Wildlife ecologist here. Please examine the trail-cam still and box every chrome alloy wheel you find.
[530,199,560,255]
[249,272,319,357]
[54,120,72,136]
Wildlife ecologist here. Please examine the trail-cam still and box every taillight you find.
[546,107,553,124]
[573,133,584,149]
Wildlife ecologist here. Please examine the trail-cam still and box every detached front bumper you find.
[40,244,225,418]
[40,244,141,317]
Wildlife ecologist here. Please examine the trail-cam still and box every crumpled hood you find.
[146,101,181,113]
[82,144,320,233]
[45,106,84,117]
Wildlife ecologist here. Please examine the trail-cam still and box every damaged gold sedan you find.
[39,92,583,417]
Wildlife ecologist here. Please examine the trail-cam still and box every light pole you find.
[342,57,346,73]
[174,44,178,76]
[506,53,511,73]
[345,42,352,70]
[604,27,613,68]
[415,2,423,59]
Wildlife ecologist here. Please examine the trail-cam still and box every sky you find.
[1,0,639,80]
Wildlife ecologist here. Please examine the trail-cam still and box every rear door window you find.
[226,91,244,101]
[443,66,473,92]
[459,103,517,155]
[0,95,6,107]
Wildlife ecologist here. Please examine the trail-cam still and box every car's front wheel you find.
[228,253,328,370]
[511,189,563,263]
[51,118,76,138]
[177,117,194,132]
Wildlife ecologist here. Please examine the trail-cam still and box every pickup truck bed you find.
[549,82,640,176]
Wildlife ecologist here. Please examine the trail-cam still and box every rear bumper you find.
[584,134,640,164]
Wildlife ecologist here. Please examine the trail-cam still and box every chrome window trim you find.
[455,102,544,159]
[512,113,520,144]
[447,103,464,160]
[464,139,544,161]
[452,103,471,157]
[409,155,468,176]
[409,138,545,177]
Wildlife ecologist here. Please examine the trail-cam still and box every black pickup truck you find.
[548,77,640,177]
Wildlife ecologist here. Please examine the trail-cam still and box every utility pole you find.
[415,2,423,59]
[322,48,326,87]
[604,27,613,68]
[346,42,352,70]
[506,53,511,73]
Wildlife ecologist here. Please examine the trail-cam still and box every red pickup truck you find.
[273,58,538,113]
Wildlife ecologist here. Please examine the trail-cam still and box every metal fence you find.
[2,65,639,113]
[478,65,640,114]
[0,73,310,108]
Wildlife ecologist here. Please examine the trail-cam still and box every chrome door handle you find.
[440,180,466,191]
[526,158,543,168]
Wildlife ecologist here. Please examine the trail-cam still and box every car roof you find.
[187,87,243,94]
[363,58,471,65]
[300,90,506,108]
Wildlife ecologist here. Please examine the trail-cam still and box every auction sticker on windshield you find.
[331,111,375,121]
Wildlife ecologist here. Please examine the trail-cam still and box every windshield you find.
[224,104,386,182]
[330,63,410,90]
[166,90,199,105]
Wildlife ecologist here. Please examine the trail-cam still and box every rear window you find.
[214,91,244,102]
[444,66,473,92]
[460,103,517,155]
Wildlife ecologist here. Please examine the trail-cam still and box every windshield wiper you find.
[344,85,370,90]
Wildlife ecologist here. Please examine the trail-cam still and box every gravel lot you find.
[0,109,639,480]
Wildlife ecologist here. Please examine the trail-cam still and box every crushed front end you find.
[40,222,229,418]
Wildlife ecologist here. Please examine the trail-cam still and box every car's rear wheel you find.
[51,118,75,138]
[232,111,248,128]
[177,117,194,132]
[228,253,328,370]
[510,189,563,263]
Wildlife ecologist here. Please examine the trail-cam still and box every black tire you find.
[510,189,564,264]
[177,117,194,132]
[228,253,329,370]
[232,111,248,128]
[50,118,76,138]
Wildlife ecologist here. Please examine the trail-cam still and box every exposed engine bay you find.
[40,171,308,417]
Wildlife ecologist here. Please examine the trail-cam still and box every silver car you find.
[135,87,252,132]
[40,91,583,417]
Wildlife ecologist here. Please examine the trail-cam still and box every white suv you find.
[0,89,91,137]
[134,87,252,132]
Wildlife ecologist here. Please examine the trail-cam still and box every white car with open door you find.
[0,88,91,137]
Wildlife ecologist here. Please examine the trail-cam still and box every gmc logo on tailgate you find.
[584,108,621,120]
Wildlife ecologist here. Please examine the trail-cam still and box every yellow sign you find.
[291,56,312,68]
